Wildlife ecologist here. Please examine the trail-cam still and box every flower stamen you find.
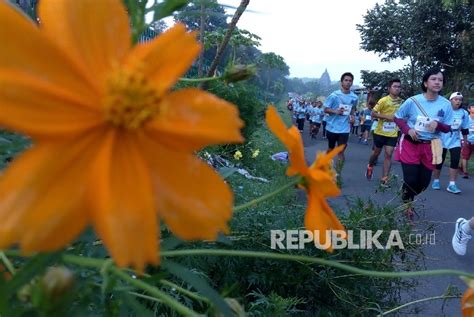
[104,67,162,129]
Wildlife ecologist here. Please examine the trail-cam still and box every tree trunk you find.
[200,0,250,89]
[197,0,206,77]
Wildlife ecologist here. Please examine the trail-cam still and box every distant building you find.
[319,69,331,88]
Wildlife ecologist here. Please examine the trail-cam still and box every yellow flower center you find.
[103,67,161,129]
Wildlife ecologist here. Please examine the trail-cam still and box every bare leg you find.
[383,146,394,177]
[368,147,382,166]
[449,167,458,182]
[462,158,468,174]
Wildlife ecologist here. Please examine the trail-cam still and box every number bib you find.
[340,104,351,116]
[415,115,434,133]
[365,115,371,121]
[451,118,461,130]
[382,122,396,132]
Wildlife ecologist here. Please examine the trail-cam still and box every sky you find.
[218,0,407,85]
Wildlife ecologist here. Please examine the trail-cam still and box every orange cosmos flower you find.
[265,105,345,250]
[463,288,474,317]
[0,0,243,272]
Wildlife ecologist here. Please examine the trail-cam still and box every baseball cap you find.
[449,92,463,100]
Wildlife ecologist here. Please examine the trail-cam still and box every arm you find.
[434,121,450,133]
[394,117,410,135]
[372,111,394,121]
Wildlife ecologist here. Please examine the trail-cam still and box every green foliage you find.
[357,0,473,92]
[169,102,423,316]
[207,80,266,140]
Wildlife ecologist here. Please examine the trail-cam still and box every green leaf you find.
[117,291,154,317]
[162,260,233,317]
[161,236,183,251]
[150,0,191,21]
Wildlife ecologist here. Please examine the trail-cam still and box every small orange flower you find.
[266,105,345,250]
[462,288,474,317]
[0,0,243,272]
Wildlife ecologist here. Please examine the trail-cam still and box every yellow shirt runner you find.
[373,95,403,137]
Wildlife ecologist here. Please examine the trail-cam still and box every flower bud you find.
[42,266,74,297]
[223,64,256,83]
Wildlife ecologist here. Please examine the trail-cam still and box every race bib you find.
[340,104,351,116]
[415,116,434,133]
[469,122,474,133]
[382,122,396,132]
[451,118,461,130]
[365,115,371,121]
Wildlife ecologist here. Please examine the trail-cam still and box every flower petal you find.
[0,1,99,104]
[304,189,345,252]
[266,105,307,175]
[0,71,102,138]
[38,0,131,86]
[141,137,233,240]
[307,170,340,197]
[146,88,243,151]
[88,131,158,272]
[313,145,345,169]
[128,24,201,95]
[0,130,107,252]
[462,288,474,317]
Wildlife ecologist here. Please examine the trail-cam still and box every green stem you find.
[129,291,163,303]
[111,267,201,317]
[179,76,221,83]
[160,279,210,304]
[233,177,301,212]
[161,249,474,280]
[0,251,15,275]
[379,295,460,316]
[62,254,106,269]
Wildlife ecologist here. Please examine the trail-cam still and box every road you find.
[299,123,473,316]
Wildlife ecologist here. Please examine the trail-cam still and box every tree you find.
[256,53,289,102]
[204,0,250,83]
[357,0,473,93]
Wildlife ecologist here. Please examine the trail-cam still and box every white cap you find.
[449,92,463,100]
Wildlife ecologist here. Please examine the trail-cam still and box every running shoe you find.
[431,179,440,190]
[363,140,369,145]
[365,165,373,180]
[452,218,472,255]
[380,176,390,188]
[446,184,461,194]
[462,173,469,179]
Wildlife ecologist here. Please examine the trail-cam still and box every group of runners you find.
[287,69,474,257]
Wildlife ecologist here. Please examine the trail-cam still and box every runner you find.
[322,113,328,139]
[323,72,359,169]
[393,68,453,220]
[365,79,403,185]
[359,101,375,145]
[309,101,324,139]
[295,99,306,132]
[461,103,474,178]
[351,110,360,135]
[432,92,469,193]
[452,217,474,255]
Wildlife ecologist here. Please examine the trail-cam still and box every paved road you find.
[299,123,473,316]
